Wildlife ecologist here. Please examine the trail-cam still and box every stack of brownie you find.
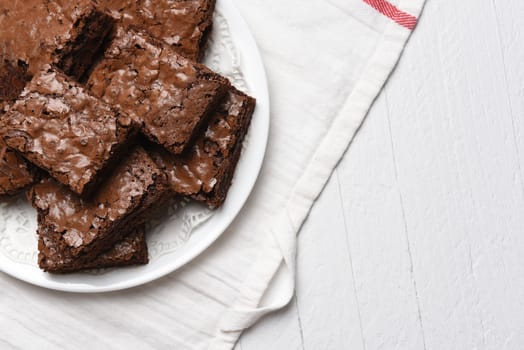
[0,0,256,273]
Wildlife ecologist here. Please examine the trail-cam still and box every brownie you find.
[1,67,138,197]
[0,138,38,198]
[0,0,114,80]
[0,59,29,103]
[96,0,215,61]
[52,0,116,81]
[28,146,168,273]
[148,87,256,208]
[87,28,229,155]
[52,225,149,274]
[0,60,38,198]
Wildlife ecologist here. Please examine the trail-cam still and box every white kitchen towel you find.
[0,0,426,349]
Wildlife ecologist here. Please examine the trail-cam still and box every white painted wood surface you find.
[238,0,524,349]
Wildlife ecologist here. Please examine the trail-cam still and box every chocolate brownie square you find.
[0,0,114,80]
[50,225,149,274]
[1,67,138,197]
[28,147,168,273]
[87,28,230,155]
[0,60,38,198]
[148,87,256,208]
[0,138,38,198]
[96,0,215,61]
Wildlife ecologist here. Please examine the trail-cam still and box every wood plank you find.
[382,0,524,348]
[336,94,426,349]
[491,0,524,193]
[294,170,366,350]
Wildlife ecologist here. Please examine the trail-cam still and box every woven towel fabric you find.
[0,0,426,349]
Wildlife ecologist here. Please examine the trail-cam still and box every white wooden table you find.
[237,0,524,349]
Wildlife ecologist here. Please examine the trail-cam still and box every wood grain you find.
[336,95,426,350]
[295,172,365,350]
[240,0,524,349]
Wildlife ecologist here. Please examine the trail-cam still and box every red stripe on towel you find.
[363,0,417,30]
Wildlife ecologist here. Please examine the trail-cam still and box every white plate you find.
[0,0,270,293]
